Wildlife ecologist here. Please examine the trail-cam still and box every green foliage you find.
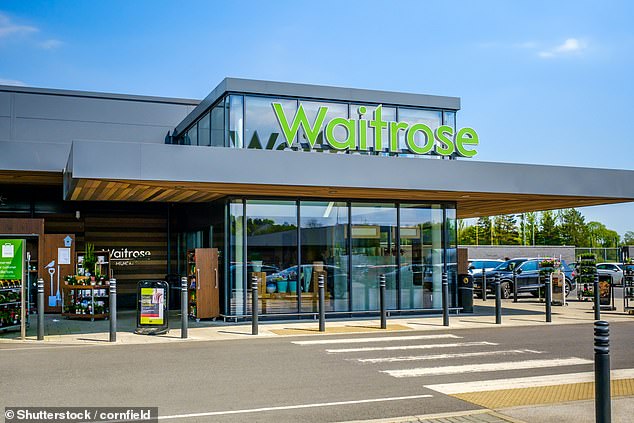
[537,210,560,245]
[623,231,634,245]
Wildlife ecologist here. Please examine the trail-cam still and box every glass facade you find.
[227,199,455,317]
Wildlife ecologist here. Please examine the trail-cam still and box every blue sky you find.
[0,0,632,235]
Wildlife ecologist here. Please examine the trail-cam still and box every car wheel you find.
[500,281,511,299]
[565,280,572,298]
[530,290,540,298]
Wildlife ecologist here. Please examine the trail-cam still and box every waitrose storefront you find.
[2,78,634,319]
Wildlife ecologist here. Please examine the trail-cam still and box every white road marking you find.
[326,341,497,354]
[292,334,460,346]
[425,368,634,394]
[355,349,544,364]
[382,357,592,378]
[157,394,434,420]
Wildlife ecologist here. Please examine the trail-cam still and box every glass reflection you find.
[397,108,442,157]
[298,101,348,152]
[300,201,349,312]
[244,96,297,150]
[349,104,396,155]
[198,112,210,146]
[229,200,244,315]
[351,203,397,311]
[227,95,243,148]
[210,103,224,147]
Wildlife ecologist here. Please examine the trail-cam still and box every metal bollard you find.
[545,276,552,323]
[109,278,117,342]
[318,274,325,332]
[495,274,502,325]
[442,272,449,327]
[594,321,611,423]
[251,275,258,335]
[594,274,601,321]
[379,274,387,329]
[37,278,44,341]
[513,269,518,303]
[181,276,188,339]
[482,272,487,301]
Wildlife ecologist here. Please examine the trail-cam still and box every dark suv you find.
[473,258,575,299]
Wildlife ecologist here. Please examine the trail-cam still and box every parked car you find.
[473,258,575,299]
[596,262,624,286]
[468,259,504,276]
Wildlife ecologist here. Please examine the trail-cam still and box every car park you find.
[473,258,575,299]
[596,262,624,286]
[468,259,504,276]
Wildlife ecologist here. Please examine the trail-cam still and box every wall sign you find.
[273,102,478,157]
[107,248,152,267]
[0,239,23,279]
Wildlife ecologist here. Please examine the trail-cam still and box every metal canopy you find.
[63,140,634,219]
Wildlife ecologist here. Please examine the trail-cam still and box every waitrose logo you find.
[272,102,478,157]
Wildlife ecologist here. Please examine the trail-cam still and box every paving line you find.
[382,357,592,378]
[292,334,460,346]
[326,341,498,354]
[355,349,544,364]
[424,368,634,394]
[157,394,434,420]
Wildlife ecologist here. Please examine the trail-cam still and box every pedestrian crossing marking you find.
[326,341,498,354]
[355,349,544,364]
[381,357,592,378]
[292,334,460,346]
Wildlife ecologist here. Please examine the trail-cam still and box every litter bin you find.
[135,280,169,335]
[458,274,474,313]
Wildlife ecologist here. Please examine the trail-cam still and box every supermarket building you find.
[1,78,634,319]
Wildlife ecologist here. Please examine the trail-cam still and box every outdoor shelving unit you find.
[62,283,110,321]
[0,280,22,332]
[576,254,597,301]
[624,262,634,315]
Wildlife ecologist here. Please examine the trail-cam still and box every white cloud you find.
[0,78,26,86]
[39,38,63,49]
[0,12,37,39]
[538,38,586,58]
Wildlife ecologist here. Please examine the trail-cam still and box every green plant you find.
[84,243,96,275]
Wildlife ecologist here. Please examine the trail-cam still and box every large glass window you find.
[399,204,444,309]
[351,203,397,311]
[300,201,349,312]
[227,95,243,148]
[397,108,442,156]
[245,96,297,150]
[246,200,298,314]
[349,104,396,154]
[210,102,225,147]
[229,200,245,315]
[298,101,348,152]
[198,112,210,147]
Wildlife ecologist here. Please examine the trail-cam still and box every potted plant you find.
[83,243,96,276]
[251,252,263,272]
[287,270,298,294]
[275,275,288,294]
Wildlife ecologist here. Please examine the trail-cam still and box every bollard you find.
[109,278,117,342]
[512,269,518,303]
[37,278,44,341]
[482,272,487,301]
[545,276,552,323]
[594,274,601,321]
[251,275,258,335]
[181,276,188,339]
[495,274,502,325]
[594,321,611,423]
[442,272,449,327]
[379,274,387,329]
[318,274,325,332]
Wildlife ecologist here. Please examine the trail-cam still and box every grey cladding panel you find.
[13,118,173,144]
[0,141,70,172]
[14,93,192,126]
[0,117,10,139]
[0,92,10,117]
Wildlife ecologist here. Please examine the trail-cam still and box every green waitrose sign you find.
[0,239,24,280]
[272,103,478,157]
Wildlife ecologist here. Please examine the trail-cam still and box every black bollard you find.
[442,272,449,327]
[495,274,502,325]
[594,274,601,321]
[251,275,258,335]
[318,274,325,332]
[37,278,44,341]
[482,272,487,302]
[513,269,518,303]
[545,276,552,323]
[181,276,188,339]
[594,321,611,423]
[109,278,117,342]
[379,274,387,329]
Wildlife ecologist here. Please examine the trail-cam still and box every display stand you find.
[62,280,110,321]
[76,250,110,279]
[0,239,26,336]
[551,271,566,306]
[623,261,634,315]
[576,254,597,301]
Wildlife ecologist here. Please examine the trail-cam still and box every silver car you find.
[597,262,624,286]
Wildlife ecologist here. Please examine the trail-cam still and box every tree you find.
[537,210,560,245]
[558,208,588,246]
[624,231,634,245]
[458,223,478,245]
[476,217,492,245]
[493,215,520,245]
[586,221,619,248]
[525,212,538,246]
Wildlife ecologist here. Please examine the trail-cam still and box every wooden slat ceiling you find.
[0,170,62,185]
[67,178,629,219]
